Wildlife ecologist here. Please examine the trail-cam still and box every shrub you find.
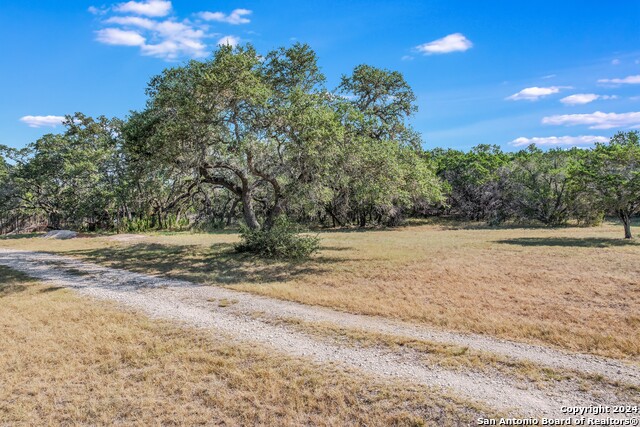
[235,218,320,259]
[191,217,226,232]
[165,213,190,230]
[117,217,152,233]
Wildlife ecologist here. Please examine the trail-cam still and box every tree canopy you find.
[571,131,640,238]
[123,43,442,230]
[1,44,637,240]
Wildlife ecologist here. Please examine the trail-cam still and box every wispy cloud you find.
[199,9,252,25]
[597,74,640,85]
[560,93,616,106]
[507,86,569,101]
[114,0,172,17]
[415,33,472,55]
[511,135,608,147]
[88,6,108,15]
[401,55,414,61]
[542,111,640,129]
[20,115,66,128]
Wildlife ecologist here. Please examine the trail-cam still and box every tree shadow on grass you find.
[0,233,43,240]
[0,266,37,297]
[496,237,639,248]
[398,217,553,231]
[40,286,65,293]
[317,245,353,251]
[0,283,27,297]
[62,242,355,286]
[315,227,398,234]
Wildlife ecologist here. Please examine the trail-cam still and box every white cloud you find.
[105,16,157,29]
[114,0,171,17]
[20,115,65,128]
[542,111,640,129]
[217,35,240,47]
[96,28,146,46]
[144,20,208,59]
[401,55,414,61]
[415,33,472,55]
[560,93,616,105]
[94,2,250,60]
[511,135,609,147]
[560,94,599,105]
[507,86,569,101]
[199,9,252,25]
[597,75,640,85]
[611,59,620,65]
[142,30,208,60]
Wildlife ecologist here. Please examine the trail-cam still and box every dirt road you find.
[1,248,638,418]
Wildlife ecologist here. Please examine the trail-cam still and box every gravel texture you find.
[1,248,638,418]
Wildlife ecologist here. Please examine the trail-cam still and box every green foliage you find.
[116,214,190,233]
[3,43,635,240]
[323,64,443,227]
[117,217,153,233]
[192,218,227,232]
[1,114,126,230]
[235,218,320,259]
[338,64,420,149]
[429,142,612,227]
[507,146,575,225]
[432,144,511,222]
[571,131,640,238]
[0,150,20,232]
[164,214,190,230]
[574,209,605,227]
[0,154,8,180]
[128,43,344,231]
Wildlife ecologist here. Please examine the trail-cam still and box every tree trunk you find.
[325,206,343,228]
[48,212,62,230]
[241,190,260,230]
[359,213,367,228]
[264,198,284,231]
[226,199,239,226]
[619,209,632,239]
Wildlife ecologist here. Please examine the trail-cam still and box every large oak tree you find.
[573,131,640,239]
[126,44,341,230]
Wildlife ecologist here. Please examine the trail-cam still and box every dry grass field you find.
[1,220,638,360]
[0,266,486,426]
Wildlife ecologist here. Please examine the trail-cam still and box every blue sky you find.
[1,0,639,151]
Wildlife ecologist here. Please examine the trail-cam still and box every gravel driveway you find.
[1,248,638,418]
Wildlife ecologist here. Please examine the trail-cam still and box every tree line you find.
[1,44,639,238]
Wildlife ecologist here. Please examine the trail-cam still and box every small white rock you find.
[44,230,78,240]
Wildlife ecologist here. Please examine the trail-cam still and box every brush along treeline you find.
[1,44,639,241]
